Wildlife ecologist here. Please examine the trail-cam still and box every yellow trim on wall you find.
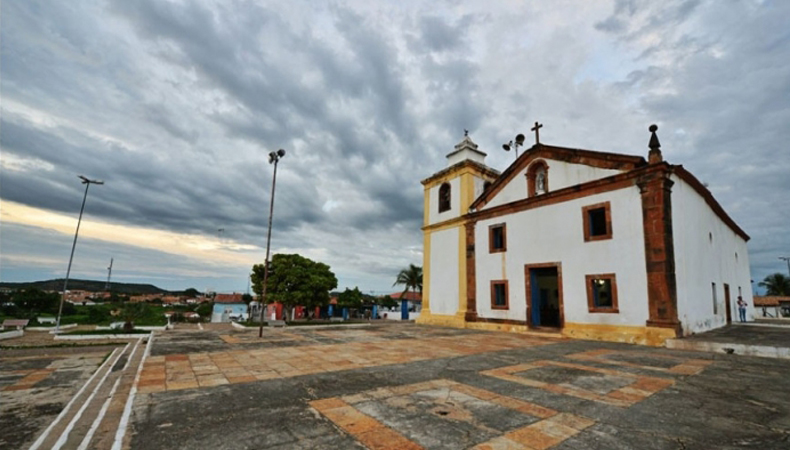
[423,183,431,228]
[423,166,487,190]
[457,221,467,315]
[562,322,678,347]
[416,311,466,328]
[422,216,466,232]
[421,229,431,315]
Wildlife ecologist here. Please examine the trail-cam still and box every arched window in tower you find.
[439,182,451,213]
[526,160,549,197]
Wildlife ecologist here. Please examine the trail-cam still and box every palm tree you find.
[758,273,790,296]
[393,264,423,304]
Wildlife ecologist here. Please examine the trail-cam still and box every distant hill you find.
[0,279,170,295]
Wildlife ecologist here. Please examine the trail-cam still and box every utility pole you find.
[259,149,286,338]
[780,256,790,278]
[105,258,114,291]
[55,176,104,334]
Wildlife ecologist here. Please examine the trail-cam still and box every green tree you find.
[379,295,398,309]
[759,273,790,296]
[183,287,201,297]
[241,293,253,304]
[13,289,59,313]
[252,254,338,321]
[120,302,149,331]
[393,264,423,303]
[88,307,110,324]
[337,287,364,309]
[195,302,213,319]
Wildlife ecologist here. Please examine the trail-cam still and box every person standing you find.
[737,296,747,323]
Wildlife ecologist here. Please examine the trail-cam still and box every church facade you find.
[417,127,753,346]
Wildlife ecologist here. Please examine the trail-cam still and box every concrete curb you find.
[666,338,790,359]
[94,325,166,331]
[55,333,152,340]
[279,323,373,330]
[23,324,78,332]
[0,330,24,340]
[231,322,373,330]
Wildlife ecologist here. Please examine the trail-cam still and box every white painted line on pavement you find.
[112,333,155,450]
[122,336,143,371]
[52,340,134,450]
[29,344,127,450]
[76,376,122,450]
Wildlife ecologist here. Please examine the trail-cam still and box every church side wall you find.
[474,187,649,328]
[484,163,623,209]
[671,175,753,335]
[428,227,460,316]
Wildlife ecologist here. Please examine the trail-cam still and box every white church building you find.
[417,126,753,346]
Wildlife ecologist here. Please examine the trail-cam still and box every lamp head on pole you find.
[78,175,104,185]
[268,149,286,164]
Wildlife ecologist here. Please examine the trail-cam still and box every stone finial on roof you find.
[648,124,663,164]
[446,132,487,166]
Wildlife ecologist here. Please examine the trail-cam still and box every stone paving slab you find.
[128,324,790,449]
[0,347,111,448]
[667,324,790,359]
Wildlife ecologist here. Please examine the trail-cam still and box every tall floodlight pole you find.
[259,149,286,338]
[105,258,114,291]
[780,257,790,277]
[55,175,104,333]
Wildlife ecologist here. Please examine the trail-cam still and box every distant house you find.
[753,296,790,318]
[161,295,184,305]
[211,293,248,322]
[389,291,422,312]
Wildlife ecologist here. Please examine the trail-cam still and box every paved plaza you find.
[130,323,790,449]
[4,323,790,449]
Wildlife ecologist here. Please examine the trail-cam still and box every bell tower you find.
[418,133,499,327]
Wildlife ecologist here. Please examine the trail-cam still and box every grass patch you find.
[64,328,151,335]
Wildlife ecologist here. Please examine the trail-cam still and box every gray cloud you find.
[2,0,788,293]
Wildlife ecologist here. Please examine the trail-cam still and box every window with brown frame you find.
[585,274,618,313]
[489,223,507,253]
[491,280,509,310]
[582,201,612,241]
[438,183,451,213]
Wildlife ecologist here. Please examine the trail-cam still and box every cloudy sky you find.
[1,0,788,294]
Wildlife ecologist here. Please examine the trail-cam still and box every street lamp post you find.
[780,256,790,278]
[259,149,286,338]
[55,175,104,334]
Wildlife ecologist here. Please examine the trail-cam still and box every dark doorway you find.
[724,284,732,324]
[525,264,562,329]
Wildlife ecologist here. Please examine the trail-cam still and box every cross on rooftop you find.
[531,122,543,144]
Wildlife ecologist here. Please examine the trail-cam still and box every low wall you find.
[24,323,78,332]
[383,311,421,321]
[0,330,24,340]
[55,333,151,341]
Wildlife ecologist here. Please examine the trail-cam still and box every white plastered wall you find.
[427,177,462,225]
[475,187,649,327]
[671,175,753,334]
[428,227,460,315]
[485,160,623,209]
